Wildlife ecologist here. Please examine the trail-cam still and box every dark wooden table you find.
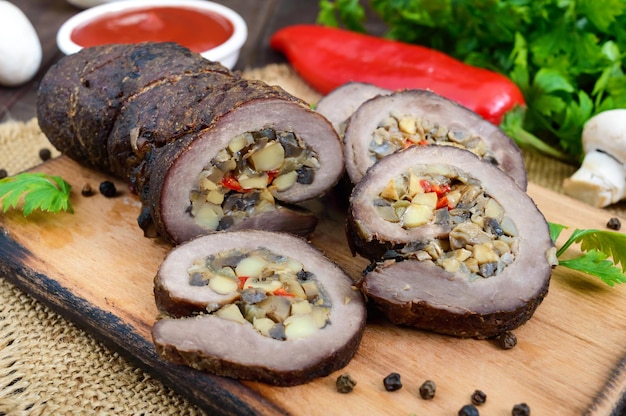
[0,0,329,123]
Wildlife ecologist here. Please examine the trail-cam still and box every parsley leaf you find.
[550,222,626,286]
[0,172,73,216]
[558,250,626,287]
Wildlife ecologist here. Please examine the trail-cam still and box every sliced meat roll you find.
[315,81,390,136]
[152,230,366,386]
[343,89,527,190]
[36,42,344,243]
[347,145,556,338]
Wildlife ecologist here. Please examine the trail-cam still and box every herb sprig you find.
[0,172,73,216]
[550,222,626,286]
[317,0,626,162]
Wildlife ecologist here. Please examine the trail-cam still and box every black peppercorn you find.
[81,183,94,197]
[99,181,117,197]
[39,148,52,161]
[418,380,436,399]
[336,373,357,393]
[607,217,621,231]
[512,402,530,416]
[458,404,479,416]
[0,169,7,180]
[497,331,517,349]
[383,372,402,391]
[471,389,487,405]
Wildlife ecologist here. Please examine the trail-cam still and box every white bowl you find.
[57,0,247,69]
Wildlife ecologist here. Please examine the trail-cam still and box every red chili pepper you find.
[273,287,294,297]
[270,25,525,125]
[221,175,243,192]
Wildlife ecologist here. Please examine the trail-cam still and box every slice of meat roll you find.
[315,81,390,136]
[343,89,527,190]
[152,230,366,386]
[347,145,556,338]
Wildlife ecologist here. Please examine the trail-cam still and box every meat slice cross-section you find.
[152,230,367,385]
[347,145,556,338]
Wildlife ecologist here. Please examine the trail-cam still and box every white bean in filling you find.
[189,129,320,231]
[187,247,332,340]
[374,167,519,279]
[369,112,497,165]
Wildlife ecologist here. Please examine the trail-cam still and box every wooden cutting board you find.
[0,156,625,415]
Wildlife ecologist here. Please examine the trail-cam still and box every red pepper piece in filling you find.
[221,175,243,192]
[266,170,278,184]
[420,179,451,209]
[270,24,525,125]
[436,196,450,210]
[273,288,295,297]
[237,276,248,290]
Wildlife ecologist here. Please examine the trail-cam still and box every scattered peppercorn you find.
[471,389,487,406]
[607,217,621,231]
[81,183,94,197]
[512,403,530,416]
[99,181,117,197]
[39,148,52,161]
[383,372,402,391]
[0,169,7,180]
[497,331,518,350]
[458,404,479,416]
[336,373,357,393]
[418,380,436,399]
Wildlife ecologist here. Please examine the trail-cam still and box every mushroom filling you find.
[189,128,320,231]
[187,247,332,340]
[369,112,497,165]
[374,166,519,279]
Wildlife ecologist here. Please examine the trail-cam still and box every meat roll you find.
[342,89,527,190]
[347,145,556,338]
[37,42,344,243]
[152,230,366,386]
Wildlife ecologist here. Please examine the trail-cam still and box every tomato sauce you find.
[71,6,234,52]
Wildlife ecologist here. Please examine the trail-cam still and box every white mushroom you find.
[563,109,626,207]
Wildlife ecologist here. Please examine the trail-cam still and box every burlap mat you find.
[0,64,620,415]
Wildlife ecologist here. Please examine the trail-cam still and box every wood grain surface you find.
[0,156,625,415]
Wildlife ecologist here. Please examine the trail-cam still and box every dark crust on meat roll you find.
[37,42,229,173]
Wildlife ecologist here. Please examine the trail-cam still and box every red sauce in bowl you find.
[70,6,234,52]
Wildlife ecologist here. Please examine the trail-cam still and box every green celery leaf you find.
[555,91,594,156]
[533,68,575,93]
[571,228,626,272]
[577,0,626,32]
[531,92,567,117]
[558,249,626,286]
[317,0,340,27]
[0,172,73,216]
[316,0,365,31]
